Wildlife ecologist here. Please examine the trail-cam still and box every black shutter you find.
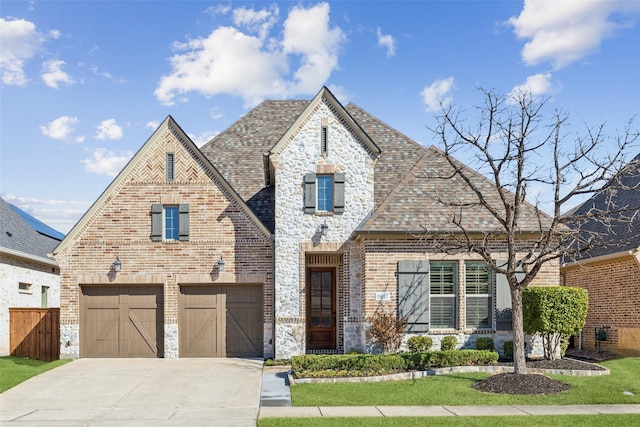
[304,173,316,214]
[398,260,430,332]
[333,173,345,214]
[151,204,162,241]
[179,204,189,241]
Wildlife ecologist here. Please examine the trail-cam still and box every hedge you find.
[291,350,498,378]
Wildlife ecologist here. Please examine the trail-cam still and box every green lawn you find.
[291,358,640,406]
[0,356,72,393]
[259,414,640,427]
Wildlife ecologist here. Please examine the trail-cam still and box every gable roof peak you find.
[268,87,381,157]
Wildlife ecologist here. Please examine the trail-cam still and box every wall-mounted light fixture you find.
[112,256,122,272]
[320,219,329,237]
[217,256,225,272]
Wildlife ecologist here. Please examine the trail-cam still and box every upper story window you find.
[304,173,345,214]
[18,282,32,294]
[151,203,189,241]
[166,153,175,181]
[164,206,179,240]
[317,175,333,212]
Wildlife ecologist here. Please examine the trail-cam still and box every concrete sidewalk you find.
[259,404,640,418]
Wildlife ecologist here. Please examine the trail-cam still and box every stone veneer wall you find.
[563,254,640,355]
[0,255,60,356]
[55,127,274,358]
[358,238,560,358]
[272,100,376,359]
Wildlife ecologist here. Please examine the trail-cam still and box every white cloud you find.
[95,119,123,140]
[1,193,91,234]
[40,116,79,140]
[421,77,455,112]
[155,2,345,107]
[0,17,43,85]
[190,131,220,148]
[233,4,279,39]
[508,0,640,69]
[509,73,555,101]
[81,148,132,177]
[376,27,396,58]
[41,59,75,89]
[146,120,160,130]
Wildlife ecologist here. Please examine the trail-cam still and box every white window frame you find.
[316,174,334,213]
[18,282,32,294]
[429,262,457,329]
[164,205,179,240]
[464,261,493,329]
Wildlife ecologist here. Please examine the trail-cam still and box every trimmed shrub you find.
[503,341,513,359]
[523,286,588,360]
[440,336,457,351]
[475,337,495,351]
[407,336,433,352]
[291,350,499,378]
[402,350,498,371]
[291,354,405,378]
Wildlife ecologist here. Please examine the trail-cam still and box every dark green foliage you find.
[291,351,499,378]
[407,336,433,352]
[503,341,514,359]
[401,350,498,371]
[475,337,495,351]
[440,336,457,351]
[291,354,406,378]
[523,287,588,360]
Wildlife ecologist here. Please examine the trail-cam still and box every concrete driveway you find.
[0,358,263,426]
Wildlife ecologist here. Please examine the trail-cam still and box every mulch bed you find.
[474,355,610,395]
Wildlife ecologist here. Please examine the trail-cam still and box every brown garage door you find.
[179,285,262,357]
[81,286,163,358]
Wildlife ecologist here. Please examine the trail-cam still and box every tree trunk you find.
[510,287,528,374]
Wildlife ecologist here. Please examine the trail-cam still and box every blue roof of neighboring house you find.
[0,197,64,261]
[10,204,66,241]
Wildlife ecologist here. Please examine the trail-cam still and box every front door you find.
[306,268,336,350]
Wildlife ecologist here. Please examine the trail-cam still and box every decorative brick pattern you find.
[55,123,274,358]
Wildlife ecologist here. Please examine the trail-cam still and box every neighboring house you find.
[562,153,640,356]
[0,197,63,355]
[54,87,558,359]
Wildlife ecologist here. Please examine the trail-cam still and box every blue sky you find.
[1,1,639,234]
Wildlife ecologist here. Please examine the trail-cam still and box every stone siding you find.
[272,100,376,358]
[563,254,640,355]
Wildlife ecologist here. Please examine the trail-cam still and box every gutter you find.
[562,245,640,269]
[0,247,59,268]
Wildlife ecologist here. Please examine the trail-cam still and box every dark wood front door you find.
[306,268,336,350]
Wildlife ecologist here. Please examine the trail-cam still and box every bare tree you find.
[426,89,638,375]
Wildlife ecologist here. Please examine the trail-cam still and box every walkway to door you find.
[0,358,263,426]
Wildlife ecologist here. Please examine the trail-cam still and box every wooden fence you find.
[10,308,60,361]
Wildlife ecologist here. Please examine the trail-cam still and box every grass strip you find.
[0,356,72,393]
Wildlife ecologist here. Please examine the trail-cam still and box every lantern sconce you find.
[217,256,225,272]
[320,219,329,237]
[112,256,122,272]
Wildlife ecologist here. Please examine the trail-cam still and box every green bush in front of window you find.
[475,337,495,351]
[440,335,457,351]
[407,336,433,352]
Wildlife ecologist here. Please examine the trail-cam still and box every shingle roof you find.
[570,153,640,259]
[201,100,309,232]
[200,95,551,234]
[0,197,63,261]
